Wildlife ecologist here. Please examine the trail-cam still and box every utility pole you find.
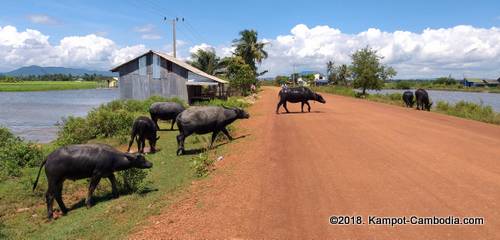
[164,17,184,58]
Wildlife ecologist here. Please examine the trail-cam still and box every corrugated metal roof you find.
[110,50,228,84]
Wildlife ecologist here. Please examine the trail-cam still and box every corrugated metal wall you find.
[118,52,189,101]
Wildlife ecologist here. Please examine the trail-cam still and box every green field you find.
[0,81,102,92]
[0,122,228,239]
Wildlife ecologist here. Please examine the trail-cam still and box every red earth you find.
[131,87,500,239]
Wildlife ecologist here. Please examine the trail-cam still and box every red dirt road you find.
[131,87,500,239]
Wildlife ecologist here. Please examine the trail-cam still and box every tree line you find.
[0,73,114,83]
[274,46,397,95]
[188,29,268,96]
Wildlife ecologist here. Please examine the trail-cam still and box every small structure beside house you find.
[108,77,118,88]
[110,50,228,104]
[463,78,486,87]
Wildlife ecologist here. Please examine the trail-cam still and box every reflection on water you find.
[0,89,119,143]
[367,89,500,112]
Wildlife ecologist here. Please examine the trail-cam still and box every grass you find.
[312,85,500,125]
[0,81,103,92]
[0,122,230,239]
[435,101,500,124]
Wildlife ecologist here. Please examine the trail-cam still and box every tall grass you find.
[435,101,500,124]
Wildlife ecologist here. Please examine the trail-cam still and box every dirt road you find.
[131,87,500,239]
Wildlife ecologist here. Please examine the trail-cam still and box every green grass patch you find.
[0,122,230,239]
[0,81,101,92]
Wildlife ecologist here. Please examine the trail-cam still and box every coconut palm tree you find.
[188,49,225,75]
[232,29,268,73]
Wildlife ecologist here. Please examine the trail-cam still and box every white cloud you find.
[141,34,162,40]
[134,24,155,33]
[0,25,146,71]
[259,24,500,79]
[26,14,58,25]
[189,43,215,54]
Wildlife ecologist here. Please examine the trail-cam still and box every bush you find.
[117,168,150,193]
[196,97,250,109]
[56,96,187,146]
[395,81,412,89]
[0,127,44,178]
[191,151,214,177]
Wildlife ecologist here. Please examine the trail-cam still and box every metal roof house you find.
[110,50,228,104]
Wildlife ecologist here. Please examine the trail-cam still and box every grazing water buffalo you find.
[32,144,152,219]
[176,106,250,155]
[276,87,326,114]
[149,102,185,130]
[415,88,432,111]
[402,91,415,108]
[127,116,159,153]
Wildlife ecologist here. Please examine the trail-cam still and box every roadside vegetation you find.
[384,78,500,93]
[435,101,500,124]
[0,95,251,239]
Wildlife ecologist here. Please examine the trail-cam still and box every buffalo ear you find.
[156,136,160,141]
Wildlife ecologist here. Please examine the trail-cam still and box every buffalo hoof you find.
[176,149,183,156]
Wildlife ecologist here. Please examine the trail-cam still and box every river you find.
[0,89,119,143]
[367,89,500,112]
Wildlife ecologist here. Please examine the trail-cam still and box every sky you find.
[1,0,500,79]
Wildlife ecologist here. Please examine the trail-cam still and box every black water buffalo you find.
[276,87,326,114]
[402,91,415,108]
[176,106,250,155]
[149,102,185,130]
[127,116,159,153]
[32,144,152,219]
[415,88,432,111]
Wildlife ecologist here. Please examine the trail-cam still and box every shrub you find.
[117,168,150,193]
[56,117,94,145]
[87,109,135,138]
[395,81,412,89]
[196,97,250,109]
[191,151,214,177]
[0,127,44,178]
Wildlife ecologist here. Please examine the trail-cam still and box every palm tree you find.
[232,29,268,73]
[188,49,224,75]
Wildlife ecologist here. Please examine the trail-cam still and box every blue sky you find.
[1,0,500,78]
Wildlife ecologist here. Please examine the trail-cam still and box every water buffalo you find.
[415,88,432,111]
[149,102,185,130]
[402,91,414,108]
[276,87,326,114]
[127,116,159,154]
[32,144,153,219]
[176,106,250,155]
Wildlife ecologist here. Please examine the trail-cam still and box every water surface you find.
[0,89,119,143]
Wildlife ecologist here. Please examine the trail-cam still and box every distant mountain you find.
[2,65,116,77]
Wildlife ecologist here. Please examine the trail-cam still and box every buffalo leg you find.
[301,102,305,112]
[283,102,290,113]
[137,137,144,153]
[221,127,233,141]
[209,130,220,148]
[127,134,136,153]
[148,138,156,153]
[86,176,101,208]
[176,134,185,155]
[108,174,119,198]
[45,179,56,219]
[276,101,283,114]
[306,101,311,112]
[170,119,176,130]
[54,181,68,215]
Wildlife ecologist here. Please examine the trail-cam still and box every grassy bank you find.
[384,82,500,94]
[0,81,103,92]
[0,97,250,239]
[311,86,500,125]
